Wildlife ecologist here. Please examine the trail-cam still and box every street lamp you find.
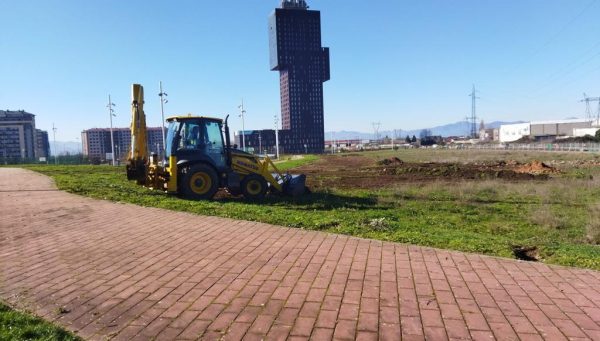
[107,95,116,166]
[52,123,58,165]
[258,132,262,155]
[274,115,280,159]
[238,99,246,151]
[75,136,81,164]
[158,81,168,161]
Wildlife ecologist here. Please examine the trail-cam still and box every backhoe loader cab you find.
[126,83,306,201]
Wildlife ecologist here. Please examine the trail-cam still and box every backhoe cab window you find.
[179,122,205,150]
[165,121,180,158]
[178,120,223,151]
[205,122,224,150]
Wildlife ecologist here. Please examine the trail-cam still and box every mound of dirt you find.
[290,155,560,191]
[514,160,559,175]
[377,157,404,166]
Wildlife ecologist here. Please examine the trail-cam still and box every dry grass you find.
[529,205,571,231]
[587,204,600,245]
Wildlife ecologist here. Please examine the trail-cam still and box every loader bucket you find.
[282,174,307,197]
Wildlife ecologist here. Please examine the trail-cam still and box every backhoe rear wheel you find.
[181,164,219,200]
[241,174,268,201]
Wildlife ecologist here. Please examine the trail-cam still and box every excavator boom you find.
[126,84,149,183]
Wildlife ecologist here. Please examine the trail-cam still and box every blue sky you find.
[1,0,599,141]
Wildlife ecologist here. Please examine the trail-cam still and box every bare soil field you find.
[294,153,564,190]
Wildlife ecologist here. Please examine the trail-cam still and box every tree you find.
[596,129,600,140]
[405,135,411,143]
[411,135,417,143]
[419,129,432,139]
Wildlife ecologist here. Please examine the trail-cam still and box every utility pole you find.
[392,129,396,150]
[107,95,116,166]
[274,115,280,159]
[158,81,168,161]
[469,85,480,138]
[238,99,247,151]
[52,123,58,165]
[331,132,335,154]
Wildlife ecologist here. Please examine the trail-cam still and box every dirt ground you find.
[292,155,562,190]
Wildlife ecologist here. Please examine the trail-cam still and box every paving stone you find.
[1,168,599,340]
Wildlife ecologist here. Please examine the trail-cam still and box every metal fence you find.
[450,143,600,153]
[0,155,91,165]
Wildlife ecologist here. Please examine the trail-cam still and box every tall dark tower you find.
[269,0,330,154]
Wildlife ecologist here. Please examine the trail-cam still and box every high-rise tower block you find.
[269,0,330,154]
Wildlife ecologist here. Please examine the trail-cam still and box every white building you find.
[499,123,530,143]
[499,119,594,142]
[573,128,600,137]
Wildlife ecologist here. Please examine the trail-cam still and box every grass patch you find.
[0,301,81,341]
[20,149,600,271]
[273,154,320,171]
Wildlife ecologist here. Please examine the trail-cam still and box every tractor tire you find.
[180,164,219,200]
[241,174,268,201]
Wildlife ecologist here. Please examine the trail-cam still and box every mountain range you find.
[50,141,82,156]
[326,121,523,140]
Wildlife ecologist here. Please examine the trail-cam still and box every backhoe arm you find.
[126,84,148,182]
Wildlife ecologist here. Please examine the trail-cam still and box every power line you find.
[530,46,600,96]
[500,0,598,77]
[527,0,597,59]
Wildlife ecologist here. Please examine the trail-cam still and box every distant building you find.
[325,139,362,150]
[235,130,277,154]
[266,0,330,154]
[499,123,531,143]
[81,127,164,160]
[0,110,49,159]
[35,129,50,158]
[573,128,600,137]
[479,128,499,142]
[499,119,593,143]
[530,119,592,140]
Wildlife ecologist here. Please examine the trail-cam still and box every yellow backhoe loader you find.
[126,84,307,200]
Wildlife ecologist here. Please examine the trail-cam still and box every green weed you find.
[0,301,81,341]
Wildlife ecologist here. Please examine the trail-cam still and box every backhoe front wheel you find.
[181,164,219,200]
[241,174,268,201]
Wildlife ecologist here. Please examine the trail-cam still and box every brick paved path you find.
[1,168,600,340]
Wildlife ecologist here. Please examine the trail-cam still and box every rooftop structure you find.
[280,0,308,9]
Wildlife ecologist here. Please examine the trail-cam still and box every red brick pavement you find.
[1,168,600,340]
